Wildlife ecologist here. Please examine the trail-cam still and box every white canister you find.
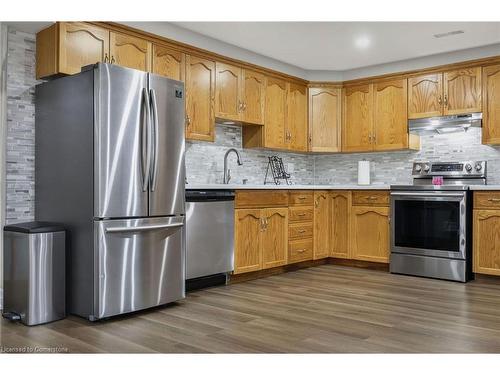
[358,160,371,185]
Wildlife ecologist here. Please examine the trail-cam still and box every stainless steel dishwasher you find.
[185,189,235,290]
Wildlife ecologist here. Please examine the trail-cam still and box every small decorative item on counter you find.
[432,176,444,185]
[358,160,371,185]
[264,156,291,185]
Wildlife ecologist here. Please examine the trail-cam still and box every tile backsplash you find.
[6,27,500,224]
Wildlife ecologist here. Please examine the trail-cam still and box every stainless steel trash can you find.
[3,222,66,326]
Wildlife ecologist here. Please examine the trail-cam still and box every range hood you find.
[408,113,482,135]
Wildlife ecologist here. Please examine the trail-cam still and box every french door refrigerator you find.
[35,63,186,320]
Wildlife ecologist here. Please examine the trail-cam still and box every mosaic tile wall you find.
[186,124,314,185]
[314,127,500,185]
[5,29,39,224]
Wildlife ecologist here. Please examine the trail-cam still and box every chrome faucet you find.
[223,148,243,184]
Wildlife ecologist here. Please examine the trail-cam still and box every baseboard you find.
[328,257,390,271]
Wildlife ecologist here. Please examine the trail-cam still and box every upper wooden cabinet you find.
[109,32,151,72]
[408,69,481,119]
[264,77,288,149]
[185,55,216,141]
[309,87,342,153]
[482,64,500,145]
[286,83,308,152]
[152,44,185,81]
[242,70,266,125]
[373,79,410,151]
[215,62,243,122]
[36,22,109,79]
[343,84,374,152]
[408,73,443,119]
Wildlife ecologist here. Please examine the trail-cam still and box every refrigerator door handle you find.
[105,222,184,233]
[150,88,159,192]
[142,88,152,192]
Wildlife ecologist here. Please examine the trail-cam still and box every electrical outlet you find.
[287,163,294,173]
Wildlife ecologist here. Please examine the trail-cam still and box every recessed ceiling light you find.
[433,30,465,39]
[354,36,371,49]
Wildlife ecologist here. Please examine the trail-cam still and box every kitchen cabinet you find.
[351,206,390,263]
[342,84,373,152]
[351,191,390,263]
[264,77,288,149]
[288,191,314,264]
[234,207,288,274]
[482,64,500,145]
[408,69,481,119]
[215,62,243,122]
[262,208,289,269]
[286,83,308,152]
[242,70,266,125]
[308,87,342,153]
[330,191,351,259]
[313,191,330,260]
[185,55,216,141]
[36,22,110,79]
[473,209,500,276]
[234,209,263,274]
[109,31,152,72]
[152,44,185,81]
[373,79,410,151]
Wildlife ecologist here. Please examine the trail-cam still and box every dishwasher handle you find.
[186,190,235,202]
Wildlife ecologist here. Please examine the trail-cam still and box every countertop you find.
[186,184,391,190]
[469,185,500,190]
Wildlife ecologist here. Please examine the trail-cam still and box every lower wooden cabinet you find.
[330,191,351,259]
[313,191,330,260]
[234,207,288,274]
[351,205,390,263]
[473,209,500,276]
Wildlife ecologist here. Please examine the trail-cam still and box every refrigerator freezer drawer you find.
[94,216,185,319]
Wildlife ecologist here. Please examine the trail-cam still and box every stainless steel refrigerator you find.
[35,63,186,320]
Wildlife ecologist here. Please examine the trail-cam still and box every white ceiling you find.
[174,22,500,70]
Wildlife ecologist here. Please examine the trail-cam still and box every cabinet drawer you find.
[235,190,289,208]
[352,191,389,206]
[288,239,313,263]
[289,191,314,206]
[474,192,500,209]
[289,207,314,222]
[289,223,313,239]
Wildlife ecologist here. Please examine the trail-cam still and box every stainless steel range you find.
[390,161,487,282]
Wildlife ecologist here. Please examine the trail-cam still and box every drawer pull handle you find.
[297,213,306,217]
[297,249,306,253]
[298,197,307,200]
[298,230,306,233]
[367,196,378,200]
[488,198,500,202]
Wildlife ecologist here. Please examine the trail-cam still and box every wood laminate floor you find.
[3,264,500,353]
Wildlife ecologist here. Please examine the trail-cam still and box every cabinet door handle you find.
[438,96,442,105]
[110,55,115,64]
[104,53,109,63]
[186,115,191,127]
[243,102,247,111]
[444,95,448,107]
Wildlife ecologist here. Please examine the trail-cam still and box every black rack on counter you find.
[264,156,291,185]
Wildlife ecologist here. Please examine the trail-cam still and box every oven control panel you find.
[412,161,486,177]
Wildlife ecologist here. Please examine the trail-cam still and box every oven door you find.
[390,191,467,260]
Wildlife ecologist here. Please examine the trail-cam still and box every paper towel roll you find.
[358,160,370,185]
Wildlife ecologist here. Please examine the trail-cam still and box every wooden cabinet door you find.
[330,191,351,259]
[408,73,443,119]
[313,191,330,260]
[343,84,373,152]
[265,77,287,149]
[215,62,242,122]
[482,64,500,145]
[309,88,342,153]
[234,209,263,274]
[58,22,109,75]
[262,208,288,269]
[287,83,308,152]
[242,70,266,125]
[373,79,409,151]
[443,68,482,115]
[152,44,185,81]
[473,210,500,276]
[351,206,390,263]
[185,55,216,141]
[109,32,151,72]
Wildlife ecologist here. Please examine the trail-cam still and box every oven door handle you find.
[390,192,465,198]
